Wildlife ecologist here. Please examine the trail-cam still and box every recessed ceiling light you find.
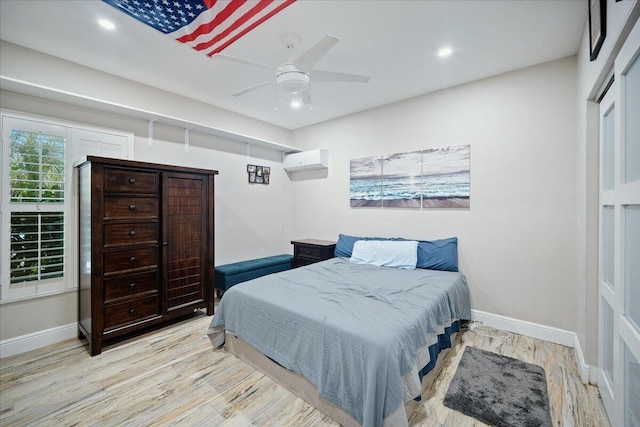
[98,19,116,30]
[437,47,452,58]
[290,99,302,109]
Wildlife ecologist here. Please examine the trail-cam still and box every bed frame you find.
[224,330,459,425]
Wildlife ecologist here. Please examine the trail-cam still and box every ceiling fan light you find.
[277,71,310,94]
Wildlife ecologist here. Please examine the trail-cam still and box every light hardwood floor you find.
[0,310,610,426]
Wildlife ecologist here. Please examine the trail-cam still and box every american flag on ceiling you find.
[102,0,296,56]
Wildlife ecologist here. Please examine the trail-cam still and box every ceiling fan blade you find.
[215,53,277,72]
[232,81,272,97]
[293,35,339,72]
[311,70,370,83]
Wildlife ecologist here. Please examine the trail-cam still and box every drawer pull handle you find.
[129,308,137,315]
[129,178,136,184]
[129,230,136,237]
[129,283,136,290]
[129,256,136,263]
[129,204,136,211]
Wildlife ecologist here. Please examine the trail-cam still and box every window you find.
[10,129,66,284]
[1,112,133,301]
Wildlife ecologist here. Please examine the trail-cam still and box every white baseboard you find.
[0,322,77,359]
[471,309,593,384]
[1,310,597,386]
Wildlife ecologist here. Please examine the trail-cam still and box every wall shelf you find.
[1,76,301,154]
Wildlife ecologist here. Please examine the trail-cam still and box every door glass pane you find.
[603,105,615,190]
[626,205,640,331]
[625,344,640,427]
[604,206,615,288]
[603,298,615,384]
[625,52,640,183]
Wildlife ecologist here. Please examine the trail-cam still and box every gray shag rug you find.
[443,346,552,427]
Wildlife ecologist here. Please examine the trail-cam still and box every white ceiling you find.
[0,0,586,130]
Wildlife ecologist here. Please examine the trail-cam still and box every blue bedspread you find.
[207,258,471,427]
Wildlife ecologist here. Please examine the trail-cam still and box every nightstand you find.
[291,239,337,267]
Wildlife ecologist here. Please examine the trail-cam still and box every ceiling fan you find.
[215,33,370,108]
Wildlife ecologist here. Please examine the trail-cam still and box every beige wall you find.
[290,57,578,332]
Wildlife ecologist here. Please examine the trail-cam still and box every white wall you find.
[290,57,578,331]
[0,89,294,345]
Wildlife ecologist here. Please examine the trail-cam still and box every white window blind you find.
[10,211,64,284]
[10,130,66,203]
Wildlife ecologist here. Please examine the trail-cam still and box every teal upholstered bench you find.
[215,254,293,294]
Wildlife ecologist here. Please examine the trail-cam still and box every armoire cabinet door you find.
[163,172,208,312]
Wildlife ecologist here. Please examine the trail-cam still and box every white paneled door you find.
[598,17,640,427]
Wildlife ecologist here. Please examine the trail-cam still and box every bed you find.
[207,237,471,427]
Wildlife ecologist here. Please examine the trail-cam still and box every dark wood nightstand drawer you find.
[104,295,160,330]
[104,196,159,220]
[104,168,159,193]
[297,245,323,259]
[291,239,336,268]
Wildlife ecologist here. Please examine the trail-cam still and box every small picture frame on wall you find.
[247,164,270,185]
[589,0,606,62]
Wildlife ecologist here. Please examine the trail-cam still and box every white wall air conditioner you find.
[283,149,329,172]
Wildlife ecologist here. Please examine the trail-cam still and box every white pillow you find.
[349,240,418,270]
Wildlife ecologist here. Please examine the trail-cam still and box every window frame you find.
[1,111,133,302]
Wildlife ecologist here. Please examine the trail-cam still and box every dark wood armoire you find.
[76,156,217,355]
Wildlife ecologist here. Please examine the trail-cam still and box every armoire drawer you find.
[104,196,158,220]
[103,295,160,330]
[104,247,158,275]
[104,222,159,247]
[104,271,159,302]
[104,169,159,193]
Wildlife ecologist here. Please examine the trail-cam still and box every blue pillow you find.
[335,234,458,272]
[415,237,458,272]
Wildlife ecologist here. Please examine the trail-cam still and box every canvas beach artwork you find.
[422,145,470,208]
[382,151,422,208]
[350,156,382,207]
[350,144,470,209]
